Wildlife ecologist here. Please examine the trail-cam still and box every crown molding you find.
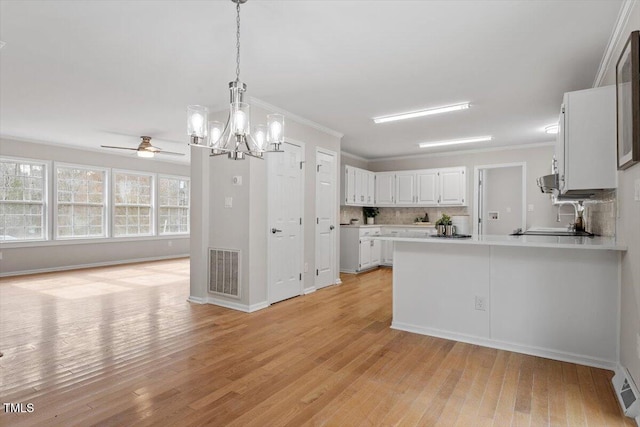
[340,150,368,163]
[247,96,344,139]
[593,0,637,88]
[365,141,555,163]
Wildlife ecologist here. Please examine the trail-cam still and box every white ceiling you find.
[0,0,623,162]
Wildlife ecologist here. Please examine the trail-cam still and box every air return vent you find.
[613,366,639,419]
[208,248,241,298]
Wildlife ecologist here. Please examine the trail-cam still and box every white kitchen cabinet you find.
[439,167,466,205]
[375,172,395,205]
[416,170,438,204]
[395,172,416,205]
[556,85,616,194]
[342,165,376,206]
[339,226,380,273]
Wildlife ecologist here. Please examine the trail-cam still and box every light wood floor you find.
[0,259,633,426]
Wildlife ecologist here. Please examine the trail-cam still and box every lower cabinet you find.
[340,226,381,273]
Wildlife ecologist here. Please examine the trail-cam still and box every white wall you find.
[0,137,190,276]
[190,104,342,308]
[368,144,558,229]
[600,0,640,392]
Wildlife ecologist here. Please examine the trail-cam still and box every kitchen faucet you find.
[553,196,585,231]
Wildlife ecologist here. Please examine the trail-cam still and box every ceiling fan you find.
[101,136,184,158]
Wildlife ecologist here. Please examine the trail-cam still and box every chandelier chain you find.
[235,1,241,81]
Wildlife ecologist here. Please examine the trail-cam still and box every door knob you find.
[271,228,282,234]
[329,225,335,230]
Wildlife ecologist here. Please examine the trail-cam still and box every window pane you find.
[158,177,189,235]
[113,172,154,237]
[0,159,46,241]
[56,166,106,239]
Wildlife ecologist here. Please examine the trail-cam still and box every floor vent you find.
[208,248,241,298]
[613,366,640,420]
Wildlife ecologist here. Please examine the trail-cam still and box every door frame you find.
[472,162,527,235]
[315,146,338,290]
[266,138,305,304]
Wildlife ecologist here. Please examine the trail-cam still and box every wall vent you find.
[613,366,640,420]
[208,248,241,298]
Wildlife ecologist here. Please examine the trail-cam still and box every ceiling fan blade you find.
[101,145,138,151]
[156,150,186,156]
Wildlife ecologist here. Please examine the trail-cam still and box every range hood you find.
[536,173,610,200]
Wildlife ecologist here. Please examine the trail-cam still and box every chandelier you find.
[187,0,284,160]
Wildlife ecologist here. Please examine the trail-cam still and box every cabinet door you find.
[354,168,365,205]
[370,239,381,266]
[366,172,375,205]
[439,167,466,205]
[395,172,416,205]
[375,173,395,205]
[359,238,371,270]
[344,166,356,205]
[556,106,566,192]
[416,170,438,205]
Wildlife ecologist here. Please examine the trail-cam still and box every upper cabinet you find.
[439,167,466,205]
[556,86,616,195]
[342,165,375,206]
[416,170,439,204]
[375,172,395,205]
[395,172,416,205]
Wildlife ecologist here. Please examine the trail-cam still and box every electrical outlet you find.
[0,251,3,260]
[168,240,173,247]
[637,333,640,359]
[395,210,400,218]
[527,204,534,212]
[224,196,233,208]
[304,262,308,273]
[634,178,640,202]
[475,296,486,311]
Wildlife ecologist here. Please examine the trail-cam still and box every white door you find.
[375,172,395,205]
[268,142,303,304]
[395,172,416,205]
[316,149,337,289]
[416,170,438,204]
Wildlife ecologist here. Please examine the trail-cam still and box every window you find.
[56,165,107,239]
[0,158,46,241]
[158,176,190,235]
[113,171,154,237]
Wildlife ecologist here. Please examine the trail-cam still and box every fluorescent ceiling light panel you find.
[419,135,493,148]
[373,102,470,124]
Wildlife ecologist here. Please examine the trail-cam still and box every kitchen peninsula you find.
[375,232,627,369]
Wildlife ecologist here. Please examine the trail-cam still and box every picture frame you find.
[615,30,640,170]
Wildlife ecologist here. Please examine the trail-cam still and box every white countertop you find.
[374,232,627,251]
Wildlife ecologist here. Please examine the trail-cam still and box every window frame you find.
[157,174,190,236]
[111,169,156,238]
[53,162,109,240]
[0,156,49,242]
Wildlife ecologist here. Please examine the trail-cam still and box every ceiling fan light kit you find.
[101,136,184,158]
[187,0,284,160]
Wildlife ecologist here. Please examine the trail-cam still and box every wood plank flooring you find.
[0,259,634,426]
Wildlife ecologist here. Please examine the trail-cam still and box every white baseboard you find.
[187,296,206,304]
[207,297,269,313]
[0,254,190,278]
[391,321,617,370]
[303,286,317,295]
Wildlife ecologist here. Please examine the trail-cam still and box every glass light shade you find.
[137,150,154,158]
[254,124,268,151]
[187,105,209,139]
[231,102,250,136]
[267,114,284,144]
[208,121,225,148]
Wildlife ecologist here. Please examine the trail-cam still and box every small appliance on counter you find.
[451,215,470,235]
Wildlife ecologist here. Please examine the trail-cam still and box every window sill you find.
[0,234,189,249]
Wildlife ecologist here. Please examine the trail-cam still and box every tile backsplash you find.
[340,206,470,225]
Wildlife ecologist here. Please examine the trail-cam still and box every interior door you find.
[268,142,303,304]
[316,149,336,289]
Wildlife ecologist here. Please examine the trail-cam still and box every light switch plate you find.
[224,197,233,208]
